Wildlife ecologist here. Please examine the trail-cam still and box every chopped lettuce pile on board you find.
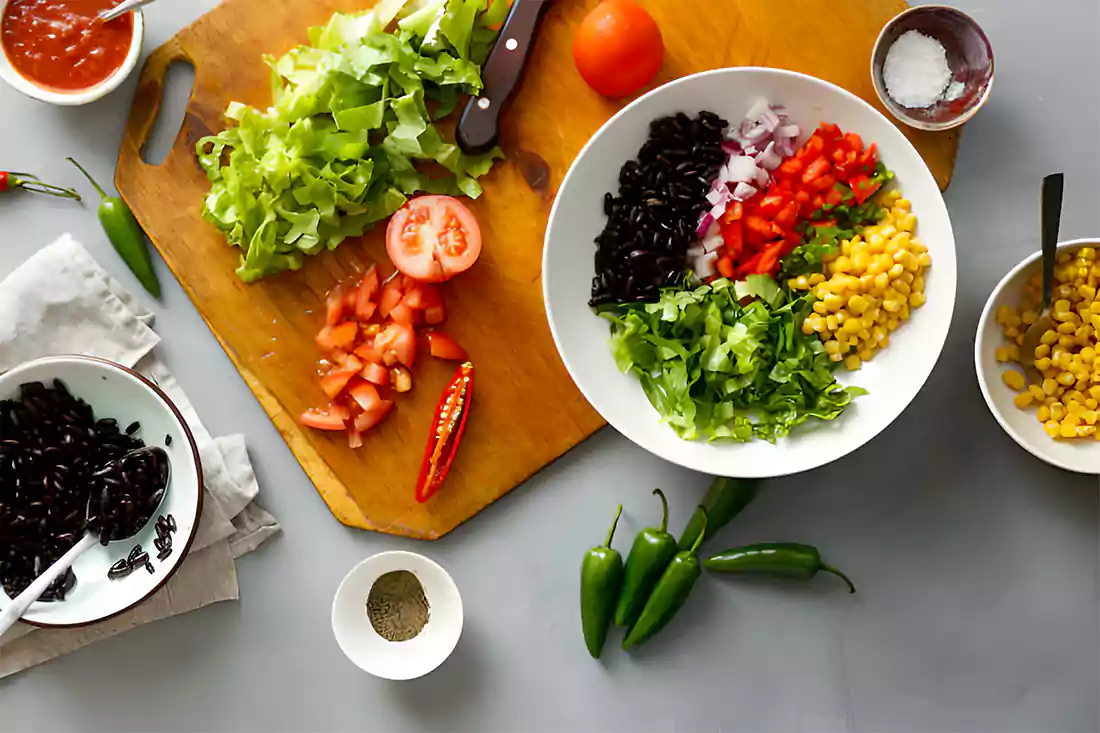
[604,276,867,443]
[196,0,508,282]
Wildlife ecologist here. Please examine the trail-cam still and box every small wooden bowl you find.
[871,5,994,131]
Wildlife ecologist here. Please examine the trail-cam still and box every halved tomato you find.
[374,323,417,368]
[386,195,482,283]
[354,401,394,433]
[426,332,468,361]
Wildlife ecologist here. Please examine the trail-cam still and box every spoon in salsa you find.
[0,446,170,636]
[98,0,157,23]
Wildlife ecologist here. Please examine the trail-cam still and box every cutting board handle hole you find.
[141,61,195,166]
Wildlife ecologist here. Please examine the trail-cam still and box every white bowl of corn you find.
[977,239,1100,473]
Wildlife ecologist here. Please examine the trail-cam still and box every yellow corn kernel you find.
[824,340,842,355]
[1028,384,1046,401]
[844,355,862,371]
[1014,392,1034,408]
[1052,351,1072,369]
[1035,357,1053,371]
[859,348,875,361]
[1044,420,1061,438]
[829,353,843,363]
[1059,335,1077,349]
[1021,309,1038,326]
[1056,321,1076,335]
[1057,371,1076,387]
[1078,425,1098,437]
[1001,369,1026,391]
[1040,330,1059,346]
[1037,405,1051,422]
[1068,400,1085,415]
[848,295,868,315]
[1034,344,1052,359]
[1005,326,1020,339]
[1050,402,1067,421]
[826,315,839,331]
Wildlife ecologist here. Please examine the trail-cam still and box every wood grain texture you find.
[115,0,959,539]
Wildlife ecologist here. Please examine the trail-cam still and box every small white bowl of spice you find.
[331,551,463,680]
[871,5,994,131]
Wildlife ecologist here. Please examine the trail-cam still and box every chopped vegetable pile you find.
[196,0,507,282]
[605,276,866,442]
[594,98,934,442]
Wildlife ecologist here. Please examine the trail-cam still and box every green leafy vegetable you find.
[196,0,505,282]
[604,278,866,442]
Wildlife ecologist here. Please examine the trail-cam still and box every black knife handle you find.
[456,0,551,155]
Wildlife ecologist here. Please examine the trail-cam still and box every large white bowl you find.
[0,356,202,627]
[976,239,1100,473]
[332,551,463,681]
[0,0,144,106]
[543,68,957,478]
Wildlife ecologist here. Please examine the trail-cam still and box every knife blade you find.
[456,0,554,156]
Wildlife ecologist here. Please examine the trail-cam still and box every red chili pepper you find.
[415,361,474,503]
[0,170,81,200]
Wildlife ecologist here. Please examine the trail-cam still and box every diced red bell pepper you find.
[757,195,787,219]
[850,174,882,205]
[716,254,735,280]
[802,158,831,184]
[719,220,744,260]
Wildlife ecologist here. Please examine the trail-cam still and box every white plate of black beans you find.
[0,355,202,627]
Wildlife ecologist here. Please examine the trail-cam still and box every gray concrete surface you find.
[0,1,1097,730]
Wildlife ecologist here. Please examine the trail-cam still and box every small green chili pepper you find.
[704,543,856,593]
[678,477,758,551]
[613,488,678,629]
[68,158,161,298]
[622,509,707,651]
[580,505,625,659]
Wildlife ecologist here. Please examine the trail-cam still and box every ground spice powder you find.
[366,570,430,642]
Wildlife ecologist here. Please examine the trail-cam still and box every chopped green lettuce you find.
[196,0,505,282]
[604,278,866,442]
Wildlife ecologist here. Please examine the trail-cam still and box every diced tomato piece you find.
[721,201,744,223]
[355,267,379,321]
[757,195,786,219]
[347,428,364,449]
[348,381,382,412]
[379,276,405,318]
[354,400,394,433]
[333,352,363,372]
[818,122,842,141]
[423,305,446,325]
[316,322,358,352]
[801,133,826,159]
[735,249,764,278]
[843,131,864,153]
[777,157,804,178]
[849,175,882,205]
[426,332,468,361]
[802,158,831,183]
[744,214,776,241]
[375,323,417,368]
[300,408,347,431]
[325,285,347,326]
[809,173,837,193]
[402,283,442,310]
[774,202,799,230]
[353,341,384,365]
[716,254,735,280]
[754,240,787,277]
[389,301,418,327]
[719,220,743,260]
[825,187,845,207]
[320,367,358,399]
[390,365,413,393]
[360,362,389,386]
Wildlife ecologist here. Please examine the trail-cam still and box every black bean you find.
[157,547,172,561]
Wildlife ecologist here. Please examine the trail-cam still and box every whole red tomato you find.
[573,0,664,98]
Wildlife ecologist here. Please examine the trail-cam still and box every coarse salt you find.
[883,30,953,109]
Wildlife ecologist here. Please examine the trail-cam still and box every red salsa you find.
[1,0,133,92]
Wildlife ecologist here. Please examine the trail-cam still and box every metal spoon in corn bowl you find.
[1018,173,1064,379]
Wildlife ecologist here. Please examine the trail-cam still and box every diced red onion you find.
[694,250,719,280]
[776,124,801,140]
[757,141,782,171]
[753,166,770,187]
[745,97,771,124]
[732,181,758,201]
[721,140,742,155]
[702,230,724,253]
[686,245,705,259]
[695,211,716,239]
[723,156,759,184]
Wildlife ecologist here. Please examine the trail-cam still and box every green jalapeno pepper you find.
[580,505,624,659]
[613,488,678,629]
[68,158,161,298]
[622,509,707,651]
[677,477,758,551]
[704,543,856,593]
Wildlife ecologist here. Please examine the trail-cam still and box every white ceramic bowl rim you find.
[543,67,958,478]
[0,355,203,627]
[0,1,144,106]
[975,239,1100,474]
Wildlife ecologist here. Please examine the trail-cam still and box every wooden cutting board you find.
[116,0,959,539]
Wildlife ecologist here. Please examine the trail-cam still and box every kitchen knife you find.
[456,0,553,155]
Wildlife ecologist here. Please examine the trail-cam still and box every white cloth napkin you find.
[0,234,280,679]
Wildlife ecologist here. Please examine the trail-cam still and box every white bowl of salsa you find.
[0,0,143,106]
